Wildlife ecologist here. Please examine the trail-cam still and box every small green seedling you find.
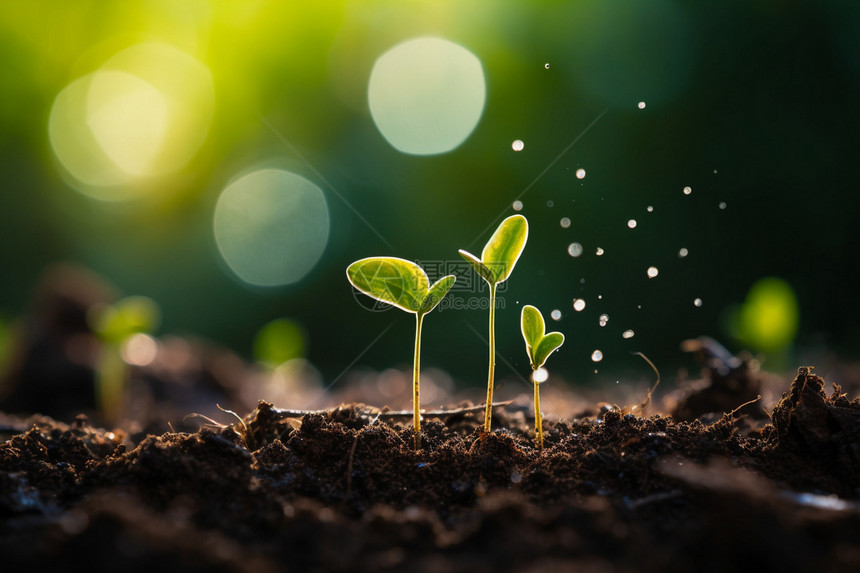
[91,296,161,425]
[521,305,564,451]
[459,214,528,432]
[347,257,455,449]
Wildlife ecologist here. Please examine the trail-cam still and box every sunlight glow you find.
[48,43,213,201]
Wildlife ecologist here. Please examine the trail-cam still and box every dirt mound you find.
[2,367,860,572]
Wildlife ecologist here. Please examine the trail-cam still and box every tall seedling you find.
[459,215,528,432]
[521,305,564,451]
[347,257,455,449]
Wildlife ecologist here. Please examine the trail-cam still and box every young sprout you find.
[459,214,528,432]
[521,305,565,451]
[347,257,456,449]
[91,296,161,425]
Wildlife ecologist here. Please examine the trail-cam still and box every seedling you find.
[347,257,456,449]
[91,296,160,425]
[521,305,564,451]
[459,214,528,432]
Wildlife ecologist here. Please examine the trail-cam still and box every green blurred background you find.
[1,0,859,390]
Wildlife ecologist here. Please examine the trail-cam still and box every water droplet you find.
[718,201,727,210]
[647,266,659,278]
[597,294,603,300]
[598,314,608,327]
[627,219,637,229]
[683,186,692,195]
[694,298,703,307]
[638,101,646,109]
[551,309,562,321]
[513,200,523,211]
[678,248,688,258]
[595,247,604,256]
[511,470,523,484]
[575,168,586,180]
[567,242,583,257]
[512,139,524,152]
[533,367,549,383]
[622,329,635,339]
[573,298,586,311]
[560,217,571,228]
[591,350,603,362]
[544,63,550,70]
[646,205,654,213]
[546,200,554,207]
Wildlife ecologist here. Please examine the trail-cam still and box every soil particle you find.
[3,369,860,572]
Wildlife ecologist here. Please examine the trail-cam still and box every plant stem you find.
[483,283,497,432]
[413,312,424,450]
[533,372,544,451]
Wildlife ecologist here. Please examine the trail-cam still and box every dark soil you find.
[2,366,860,572]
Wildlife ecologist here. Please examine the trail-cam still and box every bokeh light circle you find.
[213,169,330,287]
[368,36,486,155]
[48,42,213,201]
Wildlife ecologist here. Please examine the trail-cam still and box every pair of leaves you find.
[521,305,565,371]
[458,214,528,286]
[347,257,456,315]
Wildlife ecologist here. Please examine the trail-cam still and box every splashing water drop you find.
[513,200,523,211]
[544,63,550,70]
[546,200,554,207]
[683,186,692,195]
[591,350,603,362]
[627,219,637,229]
[551,309,562,321]
[595,247,604,256]
[599,314,608,327]
[646,205,654,213]
[678,248,689,258]
[512,139,524,152]
[560,217,571,228]
[647,266,659,278]
[622,329,635,339]
[694,298,703,307]
[719,201,727,210]
[638,101,646,109]
[567,242,583,257]
[573,298,586,312]
[533,367,549,383]
[575,168,586,179]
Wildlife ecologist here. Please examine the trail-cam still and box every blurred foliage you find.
[729,277,799,355]
[253,318,307,368]
[91,296,161,345]
[1,0,859,390]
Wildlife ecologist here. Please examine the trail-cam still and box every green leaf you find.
[458,249,496,284]
[521,304,565,370]
[521,305,545,349]
[93,296,161,344]
[480,214,528,284]
[532,332,565,371]
[347,257,455,316]
[422,275,457,314]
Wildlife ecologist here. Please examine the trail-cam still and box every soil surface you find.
[2,366,860,572]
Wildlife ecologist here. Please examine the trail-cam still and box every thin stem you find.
[413,312,424,450]
[534,372,544,452]
[484,283,497,432]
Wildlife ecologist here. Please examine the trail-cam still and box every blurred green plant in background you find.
[1,0,859,398]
